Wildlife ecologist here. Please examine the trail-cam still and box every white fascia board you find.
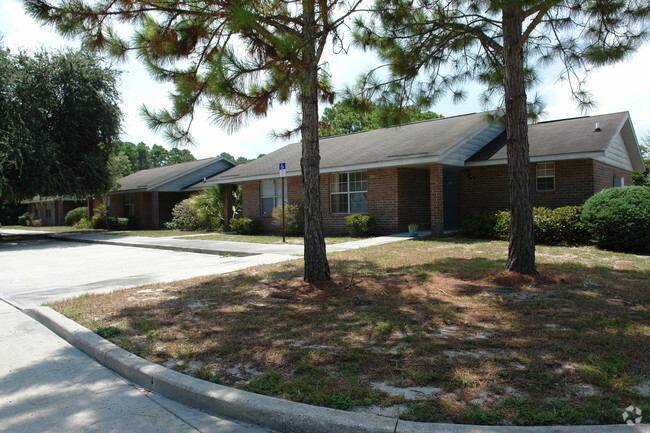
[203,155,448,185]
[617,115,645,172]
[437,123,505,163]
[147,157,234,191]
[465,152,605,167]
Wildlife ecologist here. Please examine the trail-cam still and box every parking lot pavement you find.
[0,239,295,306]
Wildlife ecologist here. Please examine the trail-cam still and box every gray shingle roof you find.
[468,112,629,162]
[115,157,225,192]
[195,112,491,185]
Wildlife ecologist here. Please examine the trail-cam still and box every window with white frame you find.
[536,162,555,192]
[613,176,625,187]
[260,179,287,215]
[330,171,368,214]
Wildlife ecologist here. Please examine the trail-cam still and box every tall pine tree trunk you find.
[300,0,331,282]
[502,4,537,275]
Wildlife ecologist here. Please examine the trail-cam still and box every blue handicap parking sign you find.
[279,162,286,170]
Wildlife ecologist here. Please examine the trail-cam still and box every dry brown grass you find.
[52,238,650,425]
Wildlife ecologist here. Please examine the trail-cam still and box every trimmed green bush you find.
[544,206,590,245]
[465,206,591,245]
[229,217,259,235]
[271,204,303,236]
[18,212,30,226]
[582,186,650,253]
[345,214,376,237]
[165,198,201,230]
[65,207,89,226]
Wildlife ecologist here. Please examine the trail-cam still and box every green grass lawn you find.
[51,239,650,425]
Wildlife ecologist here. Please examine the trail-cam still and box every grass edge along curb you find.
[18,304,650,433]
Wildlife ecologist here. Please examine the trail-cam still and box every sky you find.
[1,0,649,162]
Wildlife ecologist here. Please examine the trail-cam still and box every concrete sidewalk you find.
[49,231,425,256]
[0,299,273,433]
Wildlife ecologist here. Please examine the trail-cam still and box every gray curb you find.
[17,303,650,433]
[50,234,254,257]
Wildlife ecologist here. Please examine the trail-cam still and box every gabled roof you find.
[114,156,235,193]
[190,112,499,186]
[467,111,645,171]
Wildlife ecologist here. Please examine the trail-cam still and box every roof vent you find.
[594,122,602,132]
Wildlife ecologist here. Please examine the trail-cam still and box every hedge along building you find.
[187,111,644,236]
[108,156,235,229]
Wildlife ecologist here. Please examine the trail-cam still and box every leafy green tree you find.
[320,101,443,137]
[355,0,649,275]
[167,148,196,165]
[27,0,363,282]
[632,135,649,186]
[149,144,170,168]
[108,151,132,187]
[0,48,120,206]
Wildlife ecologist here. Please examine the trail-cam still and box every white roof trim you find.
[146,156,234,191]
[201,155,448,185]
[466,151,605,167]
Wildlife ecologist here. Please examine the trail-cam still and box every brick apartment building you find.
[189,111,644,236]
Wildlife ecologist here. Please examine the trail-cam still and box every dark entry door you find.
[443,168,461,229]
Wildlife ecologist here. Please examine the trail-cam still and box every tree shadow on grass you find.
[55,254,650,425]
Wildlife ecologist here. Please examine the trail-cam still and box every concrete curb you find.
[17,304,650,433]
[50,234,254,257]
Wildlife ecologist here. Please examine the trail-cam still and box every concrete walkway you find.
[0,299,273,433]
[47,231,427,256]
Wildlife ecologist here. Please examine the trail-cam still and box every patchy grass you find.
[51,238,650,425]
[184,234,365,244]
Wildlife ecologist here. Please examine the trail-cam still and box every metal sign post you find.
[279,163,286,243]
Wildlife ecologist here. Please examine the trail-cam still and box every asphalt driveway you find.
[0,238,294,306]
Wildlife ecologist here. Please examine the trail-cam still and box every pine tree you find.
[354,0,648,275]
[26,0,363,282]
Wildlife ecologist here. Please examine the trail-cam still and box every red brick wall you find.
[460,159,634,220]
[398,168,430,231]
[593,160,633,192]
[430,164,444,236]
[241,168,405,235]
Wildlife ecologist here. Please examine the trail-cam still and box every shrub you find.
[165,189,223,231]
[74,218,94,229]
[462,211,497,238]
[165,198,201,230]
[271,204,303,236]
[65,207,88,226]
[229,217,259,235]
[582,186,650,253]
[18,212,30,226]
[31,218,43,227]
[545,206,590,245]
[345,214,376,237]
[493,210,511,240]
[467,206,590,245]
